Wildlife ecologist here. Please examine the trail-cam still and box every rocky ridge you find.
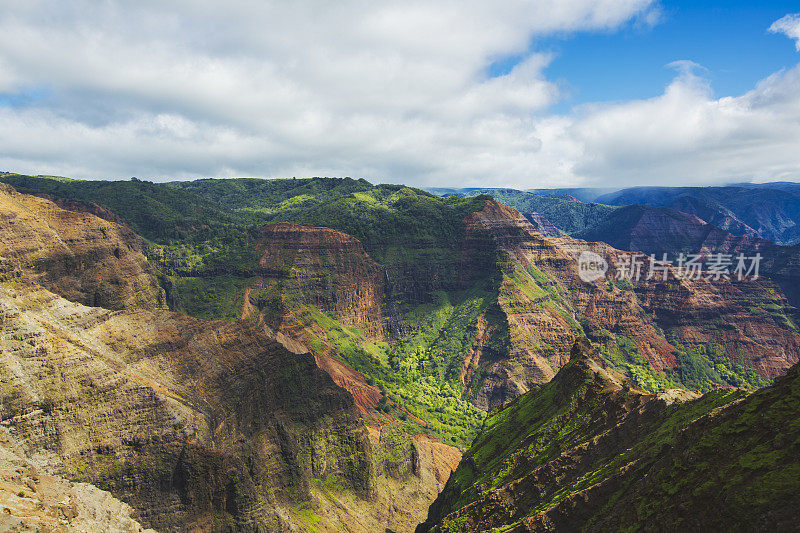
[419,338,800,532]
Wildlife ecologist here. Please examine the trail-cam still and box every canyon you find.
[0,184,458,532]
[1,174,799,531]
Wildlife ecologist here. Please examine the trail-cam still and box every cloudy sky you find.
[1,1,799,188]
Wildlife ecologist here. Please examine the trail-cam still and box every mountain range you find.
[436,183,800,245]
[0,172,798,531]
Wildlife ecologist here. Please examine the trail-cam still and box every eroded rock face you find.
[0,282,373,531]
[463,201,669,407]
[0,427,156,533]
[243,222,389,416]
[0,183,164,310]
[245,223,385,339]
[241,201,800,416]
[461,200,800,407]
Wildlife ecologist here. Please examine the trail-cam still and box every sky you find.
[1,1,800,189]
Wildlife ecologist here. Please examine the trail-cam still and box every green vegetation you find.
[1,173,232,241]
[1,173,486,280]
[169,178,486,256]
[289,502,322,533]
[671,340,770,391]
[441,352,603,513]
[600,335,683,393]
[173,275,254,320]
[391,289,491,383]
[425,342,800,532]
[295,300,487,449]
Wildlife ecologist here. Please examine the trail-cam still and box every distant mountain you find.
[424,186,488,196]
[595,185,800,245]
[419,338,800,532]
[523,187,617,203]
[431,183,800,245]
[573,202,800,325]
[575,203,769,257]
[428,187,617,235]
[425,187,617,203]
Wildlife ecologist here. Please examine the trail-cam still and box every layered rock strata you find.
[0,183,164,310]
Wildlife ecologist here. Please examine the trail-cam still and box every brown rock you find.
[0,183,164,310]
[461,200,800,406]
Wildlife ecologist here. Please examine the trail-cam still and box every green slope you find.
[420,338,800,532]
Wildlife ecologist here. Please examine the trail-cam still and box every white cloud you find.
[1,1,800,189]
[570,62,800,186]
[770,13,800,51]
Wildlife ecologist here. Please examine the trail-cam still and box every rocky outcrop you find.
[0,427,155,532]
[419,338,800,532]
[565,202,800,376]
[0,183,164,310]
[297,425,462,533]
[238,223,464,530]
[570,202,800,331]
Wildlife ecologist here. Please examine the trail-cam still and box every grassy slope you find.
[424,341,800,532]
[293,295,489,448]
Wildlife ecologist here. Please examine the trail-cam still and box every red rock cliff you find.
[245,222,385,339]
[462,200,800,407]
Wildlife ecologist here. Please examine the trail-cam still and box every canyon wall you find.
[0,183,164,311]
[0,182,458,532]
[461,200,800,407]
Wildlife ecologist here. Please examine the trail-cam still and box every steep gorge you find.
[0,185,458,532]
